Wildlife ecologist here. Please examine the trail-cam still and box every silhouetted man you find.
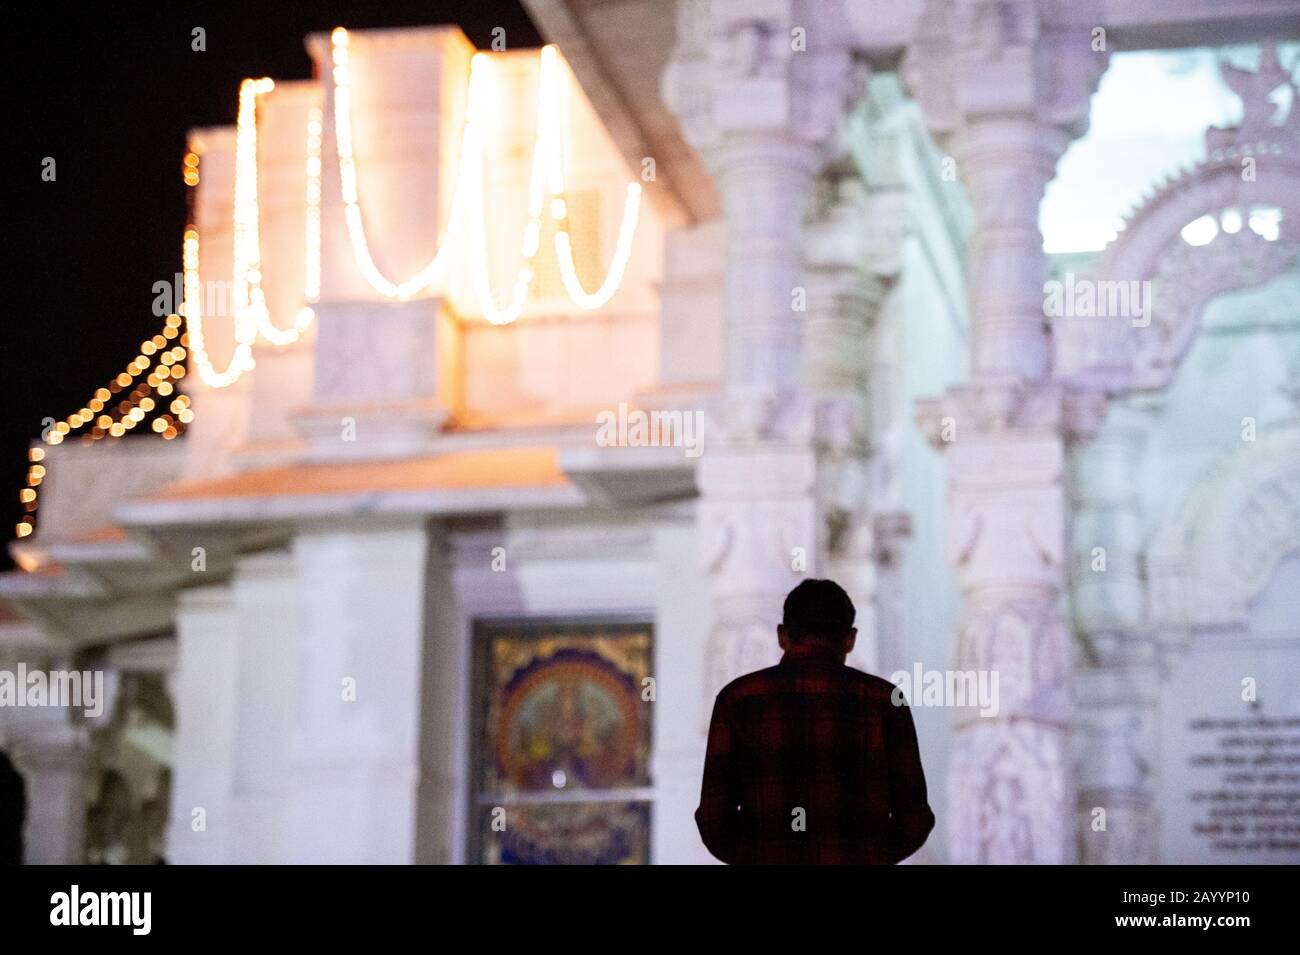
[696,579,934,864]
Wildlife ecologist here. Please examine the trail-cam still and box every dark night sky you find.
[1,2,541,571]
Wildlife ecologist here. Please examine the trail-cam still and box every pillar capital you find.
[663,0,867,168]
[902,0,1108,147]
[665,2,870,711]
[903,0,1109,383]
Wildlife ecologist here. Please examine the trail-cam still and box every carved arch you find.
[1147,424,1300,640]
[1056,46,1300,395]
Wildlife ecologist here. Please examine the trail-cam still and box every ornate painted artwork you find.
[472,621,652,864]
[477,801,651,865]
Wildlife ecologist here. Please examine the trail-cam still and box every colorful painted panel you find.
[476,801,651,865]
[472,621,652,864]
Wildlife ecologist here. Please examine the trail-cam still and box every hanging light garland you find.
[183,30,646,381]
[40,314,190,450]
[183,85,259,387]
[328,28,643,322]
[186,77,324,384]
[14,447,43,540]
[248,98,322,347]
[13,144,209,540]
[463,48,552,325]
[15,318,191,541]
[540,45,643,311]
[232,77,276,346]
[15,32,645,544]
[329,27,464,300]
[301,104,323,323]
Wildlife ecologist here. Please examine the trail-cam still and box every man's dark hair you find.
[782,579,855,642]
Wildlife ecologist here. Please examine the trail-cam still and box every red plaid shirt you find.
[696,643,935,864]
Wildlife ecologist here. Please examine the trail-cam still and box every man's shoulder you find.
[847,666,905,696]
[716,664,903,704]
[715,665,783,703]
[841,666,906,705]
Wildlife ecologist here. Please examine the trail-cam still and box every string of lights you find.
[464,49,552,325]
[15,31,645,544]
[541,47,642,311]
[14,448,43,540]
[301,104,324,323]
[15,316,191,540]
[14,146,208,539]
[187,85,324,383]
[232,77,276,348]
[330,27,463,301]
[329,30,643,323]
[246,92,320,347]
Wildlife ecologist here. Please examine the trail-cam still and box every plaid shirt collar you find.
[779,642,848,667]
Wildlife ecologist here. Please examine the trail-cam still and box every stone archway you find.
[1057,40,1300,395]
[1065,44,1300,864]
[1144,422,1300,862]
[1148,425,1300,641]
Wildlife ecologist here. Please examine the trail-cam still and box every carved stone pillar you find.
[664,0,863,706]
[12,719,90,864]
[1072,398,1160,864]
[169,585,240,863]
[871,509,912,675]
[868,283,911,676]
[904,0,1108,863]
[805,172,894,674]
[287,518,439,863]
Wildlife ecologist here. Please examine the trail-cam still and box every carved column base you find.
[1076,641,1160,865]
[949,720,1074,865]
[698,442,817,706]
[918,384,1090,865]
[12,722,91,864]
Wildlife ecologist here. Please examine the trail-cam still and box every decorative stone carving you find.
[1069,399,1161,864]
[904,0,1109,864]
[903,0,1107,144]
[1139,229,1299,389]
[913,397,1081,862]
[1210,41,1298,153]
[1076,680,1159,865]
[1148,425,1300,641]
[1059,43,1300,393]
[666,0,870,713]
[950,720,1072,865]
[698,484,817,701]
[906,0,1107,382]
[664,0,866,163]
[1058,48,1300,865]
[918,380,1107,443]
[804,167,899,676]
[962,591,1071,724]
